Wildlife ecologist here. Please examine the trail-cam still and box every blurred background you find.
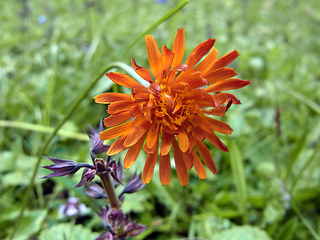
[1,0,320,239]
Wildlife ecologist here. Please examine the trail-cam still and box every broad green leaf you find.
[213,225,271,240]
[39,223,99,240]
[5,210,47,240]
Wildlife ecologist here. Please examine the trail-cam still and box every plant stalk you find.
[98,172,121,209]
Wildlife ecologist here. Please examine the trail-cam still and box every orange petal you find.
[203,106,228,116]
[124,123,150,147]
[205,79,251,92]
[206,132,229,152]
[132,84,149,100]
[100,121,133,140]
[142,140,159,183]
[104,111,133,127]
[161,45,175,75]
[131,58,154,84]
[145,35,163,80]
[145,122,160,149]
[196,140,217,174]
[108,101,141,114]
[208,118,233,135]
[182,151,193,170]
[185,38,216,69]
[187,132,197,152]
[106,72,139,88]
[190,116,213,135]
[192,150,207,179]
[212,92,241,105]
[159,154,171,185]
[160,131,173,155]
[205,67,237,84]
[172,139,189,186]
[211,50,239,70]
[194,47,218,75]
[107,135,127,155]
[177,129,189,152]
[94,93,132,104]
[172,28,185,69]
[123,133,146,169]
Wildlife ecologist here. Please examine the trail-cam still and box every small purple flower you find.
[84,182,107,199]
[119,173,145,198]
[97,206,147,239]
[58,197,87,217]
[37,15,46,24]
[89,121,110,160]
[42,157,94,178]
[157,0,168,3]
[74,168,97,188]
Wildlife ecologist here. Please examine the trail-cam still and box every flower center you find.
[153,89,197,131]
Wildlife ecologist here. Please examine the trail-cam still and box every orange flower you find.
[94,28,250,186]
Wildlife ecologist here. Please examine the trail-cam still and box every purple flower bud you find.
[58,197,87,217]
[119,173,145,198]
[42,157,94,178]
[108,208,125,230]
[74,168,97,188]
[84,182,107,199]
[124,221,148,237]
[110,159,125,185]
[89,121,110,160]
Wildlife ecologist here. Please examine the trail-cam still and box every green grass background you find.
[1,0,320,239]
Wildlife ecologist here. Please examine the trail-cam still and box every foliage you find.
[1,0,320,239]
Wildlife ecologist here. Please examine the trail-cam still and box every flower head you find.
[95,28,250,186]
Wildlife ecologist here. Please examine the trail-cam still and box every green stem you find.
[0,120,89,141]
[9,62,131,240]
[122,0,189,57]
[98,172,121,209]
[290,138,320,193]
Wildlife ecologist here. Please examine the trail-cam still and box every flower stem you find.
[98,172,121,209]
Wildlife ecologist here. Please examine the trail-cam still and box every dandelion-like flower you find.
[95,28,250,186]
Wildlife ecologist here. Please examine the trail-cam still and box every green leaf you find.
[229,141,247,223]
[5,210,47,240]
[275,217,298,240]
[39,223,99,240]
[214,225,271,240]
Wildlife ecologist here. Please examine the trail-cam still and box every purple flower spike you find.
[89,120,110,160]
[42,157,94,178]
[119,173,145,198]
[97,206,147,239]
[74,168,97,188]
